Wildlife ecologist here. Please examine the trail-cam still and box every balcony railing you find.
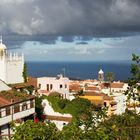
[0,100,35,118]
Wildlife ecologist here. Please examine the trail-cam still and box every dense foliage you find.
[125,54,140,109]
[12,120,59,140]
[12,110,140,140]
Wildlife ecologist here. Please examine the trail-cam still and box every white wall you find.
[6,60,24,84]
[0,53,24,84]
[0,80,11,91]
[37,75,69,94]
[0,58,6,82]
[0,108,35,126]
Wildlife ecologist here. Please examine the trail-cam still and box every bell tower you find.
[98,69,104,82]
[0,36,7,82]
[0,36,7,57]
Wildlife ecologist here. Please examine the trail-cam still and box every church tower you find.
[0,36,7,82]
[0,36,7,56]
[0,36,24,84]
[98,69,104,82]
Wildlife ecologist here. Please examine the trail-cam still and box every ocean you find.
[26,61,131,81]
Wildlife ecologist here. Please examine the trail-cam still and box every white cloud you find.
[31,18,44,29]
[69,46,90,55]
[10,21,32,35]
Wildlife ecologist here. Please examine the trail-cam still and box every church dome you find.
[0,36,6,50]
[98,69,104,74]
[0,43,6,50]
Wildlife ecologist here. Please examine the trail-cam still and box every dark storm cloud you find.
[3,35,59,49]
[76,42,88,45]
[0,0,140,44]
[61,36,75,42]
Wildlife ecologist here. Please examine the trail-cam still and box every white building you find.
[37,74,69,97]
[0,37,24,84]
[101,82,128,95]
[0,91,35,139]
[0,79,11,92]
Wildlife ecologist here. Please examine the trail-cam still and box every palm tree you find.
[106,72,114,95]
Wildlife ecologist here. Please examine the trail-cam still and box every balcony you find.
[0,100,35,126]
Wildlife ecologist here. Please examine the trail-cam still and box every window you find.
[60,84,63,88]
[0,110,1,118]
[22,103,27,111]
[6,107,11,116]
[14,104,20,113]
[38,84,41,88]
[30,100,34,108]
[47,84,49,91]
[65,84,67,88]
[104,102,107,107]
[50,84,53,90]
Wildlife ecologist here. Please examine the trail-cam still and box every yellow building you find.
[80,92,116,116]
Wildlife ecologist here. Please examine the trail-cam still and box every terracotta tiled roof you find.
[69,84,83,92]
[45,115,72,122]
[0,97,10,106]
[100,82,124,89]
[99,83,110,89]
[27,76,37,88]
[0,90,35,107]
[111,83,124,88]
[85,86,100,91]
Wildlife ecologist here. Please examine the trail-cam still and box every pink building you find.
[37,75,69,96]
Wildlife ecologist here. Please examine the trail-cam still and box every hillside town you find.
[0,38,140,139]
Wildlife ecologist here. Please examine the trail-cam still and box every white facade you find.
[0,99,35,137]
[0,38,24,84]
[101,82,128,95]
[37,75,69,95]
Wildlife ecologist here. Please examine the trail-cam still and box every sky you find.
[0,0,140,61]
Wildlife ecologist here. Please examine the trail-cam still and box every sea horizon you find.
[26,61,132,82]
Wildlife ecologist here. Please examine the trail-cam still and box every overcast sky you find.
[0,0,140,61]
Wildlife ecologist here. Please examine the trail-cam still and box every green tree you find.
[125,54,140,109]
[97,110,140,140]
[12,120,59,140]
[22,62,28,83]
[60,122,83,140]
[106,72,114,95]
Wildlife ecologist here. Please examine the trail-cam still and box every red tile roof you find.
[85,86,100,91]
[111,83,124,88]
[27,76,37,88]
[69,84,83,92]
[100,82,124,89]
[0,90,35,107]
